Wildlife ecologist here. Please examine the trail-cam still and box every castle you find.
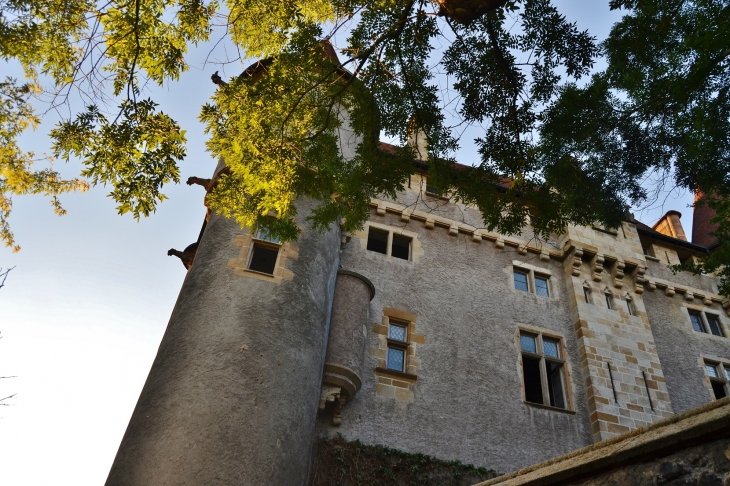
[104,62,730,486]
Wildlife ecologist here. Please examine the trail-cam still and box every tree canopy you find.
[1,0,729,291]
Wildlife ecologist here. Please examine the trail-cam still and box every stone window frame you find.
[355,222,424,263]
[603,287,615,310]
[625,293,637,316]
[583,281,593,305]
[384,320,409,372]
[511,262,554,299]
[227,227,298,284]
[700,357,730,400]
[685,307,726,338]
[516,324,575,413]
[371,308,425,403]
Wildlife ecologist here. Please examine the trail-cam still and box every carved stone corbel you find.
[572,248,583,277]
[634,266,646,294]
[592,255,605,282]
[612,260,625,289]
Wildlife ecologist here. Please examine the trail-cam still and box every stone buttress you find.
[562,222,674,441]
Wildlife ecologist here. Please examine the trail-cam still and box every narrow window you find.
[584,286,592,304]
[519,332,569,410]
[689,311,706,333]
[706,314,724,337]
[391,234,411,260]
[627,297,636,316]
[534,275,550,297]
[386,322,408,372]
[366,227,388,255]
[514,271,529,292]
[546,361,566,409]
[248,243,279,275]
[605,293,614,310]
[705,362,729,400]
[522,355,544,404]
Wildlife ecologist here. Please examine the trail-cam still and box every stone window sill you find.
[243,268,276,278]
[524,401,576,415]
[375,367,417,382]
[645,255,661,262]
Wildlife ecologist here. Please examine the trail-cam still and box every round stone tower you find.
[105,195,342,485]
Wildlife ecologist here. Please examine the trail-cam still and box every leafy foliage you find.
[51,99,186,219]
[545,0,730,293]
[0,78,88,251]
[0,0,729,294]
[310,434,499,485]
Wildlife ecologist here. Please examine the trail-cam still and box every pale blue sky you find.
[0,3,694,484]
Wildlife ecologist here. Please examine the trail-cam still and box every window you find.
[248,225,281,275]
[391,234,411,260]
[704,361,730,399]
[512,267,551,298]
[519,331,569,410]
[706,314,724,337]
[514,270,529,292]
[367,227,388,254]
[605,292,614,310]
[386,321,409,372]
[535,276,550,297]
[583,285,592,304]
[689,310,725,337]
[626,296,637,316]
[366,226,412,261]
[424,177,442,197]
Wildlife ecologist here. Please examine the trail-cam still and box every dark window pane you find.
[546,361,566,409]
[706,315,723,336]
[366,228,388,254]
[689,312,705,333]
[391,234,411,260]
[520,334,537,353]
[584,288,592,304]
[605,294,613,310]
[388,324,407,341]
[248,244,278,275]
[523,355,543,404]
[711,381,727,400]
[514,271,529,292]
[535,276,549,297]
[387,347,405,372]
[543,339,559,358]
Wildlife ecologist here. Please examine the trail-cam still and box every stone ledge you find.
[475,397,730,486]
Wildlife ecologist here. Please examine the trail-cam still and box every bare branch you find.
[0,266,15,290]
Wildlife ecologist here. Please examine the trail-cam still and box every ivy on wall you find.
[310,435,500,486]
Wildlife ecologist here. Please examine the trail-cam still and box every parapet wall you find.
[475,397,730,486]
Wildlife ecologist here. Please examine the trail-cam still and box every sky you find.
[0,3,696,485]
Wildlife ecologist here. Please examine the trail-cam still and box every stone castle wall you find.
[316,180,730,475]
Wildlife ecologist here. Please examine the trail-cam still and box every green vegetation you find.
[310,434,499,485]
[1,0,728,292]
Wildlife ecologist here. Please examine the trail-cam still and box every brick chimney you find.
[692,190,719,248]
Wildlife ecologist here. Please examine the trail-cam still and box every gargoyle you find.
[167,242,199,270]
[186,177,212,191]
